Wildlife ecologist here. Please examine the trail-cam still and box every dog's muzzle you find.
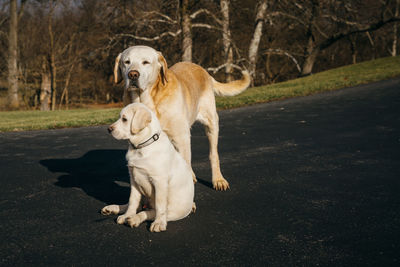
[128,70,140,81]
[127,70,141,91]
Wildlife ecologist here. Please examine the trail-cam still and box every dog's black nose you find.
[128,70,140,80]
[108,126,113,133]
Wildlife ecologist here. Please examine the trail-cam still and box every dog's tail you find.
[212,70,251,97]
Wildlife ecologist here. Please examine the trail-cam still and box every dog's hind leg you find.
[197,97,230,191]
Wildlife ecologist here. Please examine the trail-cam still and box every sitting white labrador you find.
[101,103,195,232]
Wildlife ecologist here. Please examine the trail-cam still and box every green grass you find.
[0,108,120,132]
[216,56,400,109]
[1,56,399,132]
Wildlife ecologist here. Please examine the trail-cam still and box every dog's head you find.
[114,46,168,91]
[108,103,158,144]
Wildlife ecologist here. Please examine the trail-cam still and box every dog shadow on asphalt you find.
[40,149,213,205]
[40,150,131,205]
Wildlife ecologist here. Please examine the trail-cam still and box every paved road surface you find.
[1,78,399,266]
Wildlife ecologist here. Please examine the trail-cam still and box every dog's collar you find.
[130,132,161,149]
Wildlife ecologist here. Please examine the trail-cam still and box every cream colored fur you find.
[114,45,250,190]
[102,103,195,232]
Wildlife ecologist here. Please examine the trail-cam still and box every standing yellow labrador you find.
[114,45,250,190]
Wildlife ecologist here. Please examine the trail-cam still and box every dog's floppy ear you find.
[114,53,122,84]
[130,106,152,134]
[157,52,168,85]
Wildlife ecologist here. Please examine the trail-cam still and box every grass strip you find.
[0,108,120,132]
[216,56,400,109]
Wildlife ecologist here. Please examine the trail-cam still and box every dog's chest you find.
[131,166,154,197]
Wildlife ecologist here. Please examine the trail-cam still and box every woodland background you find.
[0,0,399,110]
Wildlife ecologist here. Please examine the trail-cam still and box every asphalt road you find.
[1,78,400,266]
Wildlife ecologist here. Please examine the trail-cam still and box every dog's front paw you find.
[213,176,230,191]
[101,205,120,215]
[116,214,130,225]
[150,220,167,232]
[126,215,142,228]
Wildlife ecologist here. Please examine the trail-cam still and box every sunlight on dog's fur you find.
[114,45,251,190]
[102,103,195,232]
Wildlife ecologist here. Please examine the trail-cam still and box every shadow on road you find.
[40,150,130,205]
[195,177,213,189]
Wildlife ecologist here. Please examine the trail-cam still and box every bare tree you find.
[248,0,268,80]
[48,1,57,110]
[106,1,223,64]
[392,0,399,56]
[348,36,358,64]
[59,63,74,110]
[220,0,234,81]
[40,70,51,111]
[299,0,319,76]
[7,0,18,108]
[180,0,192,62]
[270,0,400,77]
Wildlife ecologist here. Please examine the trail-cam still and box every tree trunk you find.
[392,0,399,57]
[393,23,398,57]
[7,0,19,109]
[59,64,74,110]
[349,36,357,64]
[49,54,57,110]
[221,0,234,82]
[301,35,319,76]
[48,4,57,111]
[40,72,51,111]
[66,86,69,110]
[180,0,192,62]
[248,0,268,81]
[365,31,376,60]
[299,1,319,76]
[301,49,319,76]
[265,53,273,83]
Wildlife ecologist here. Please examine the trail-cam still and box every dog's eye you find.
[122,117,127,122]
[142,60,150,65]
[124,60,130,65]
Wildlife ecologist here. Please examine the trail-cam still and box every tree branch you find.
[207,62,245,74]
[319,16,400,50]
[267,11,307,26]
[191,23,219,30]
[322,14,364,27]
[141,11,177,24]
[113,30,182,42]
[264,49,302,73]
[0,16,6,27]
[18,0,27,21]
[190,8,222,25]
